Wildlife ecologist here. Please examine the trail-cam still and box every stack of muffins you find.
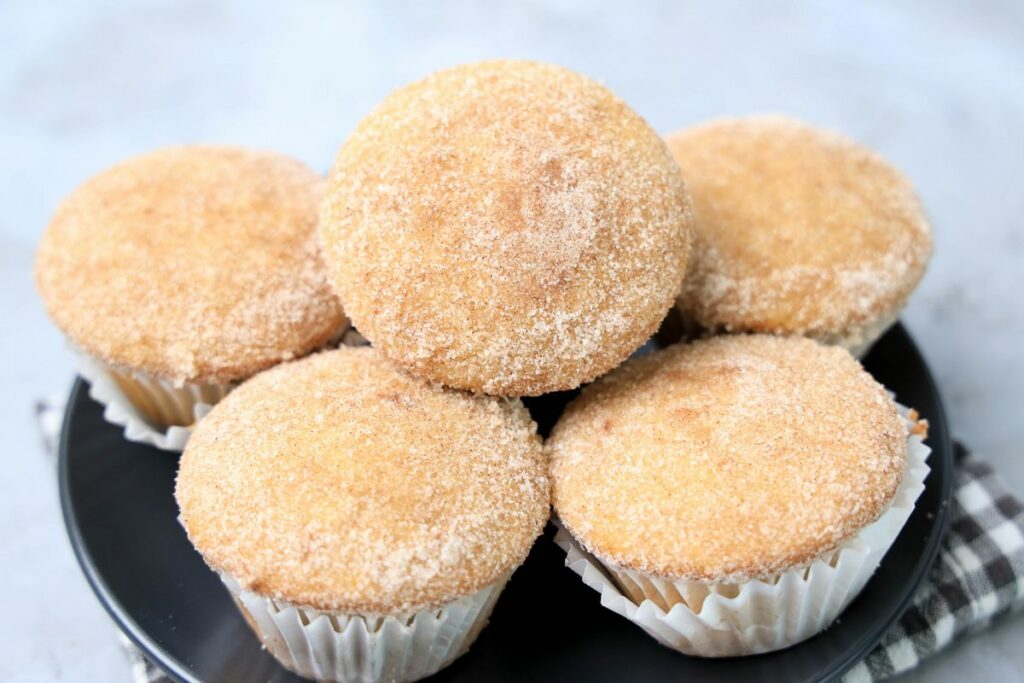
[36,60,933,682]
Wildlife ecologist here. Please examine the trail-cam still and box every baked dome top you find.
[176,346,549,613]
[321,60,692,396]
[36,146,345,384]
[668,116,931,338]
[550,334,908,582]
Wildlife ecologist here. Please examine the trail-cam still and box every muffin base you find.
[77,354,228,452]
[555,406,930,657]
[821,309,901,359]
[675,308,900,359]
[74,321,350,452]
[221,573,508,683]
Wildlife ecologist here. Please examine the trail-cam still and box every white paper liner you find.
[340,328,371,347]
[825,309,901,359]
[72,320,352,452]
[77,354,225,452]
[220,573,508,683]
[674,308,900,359]
[555,405,931,657]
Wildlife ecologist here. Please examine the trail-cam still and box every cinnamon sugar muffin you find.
[666,116,932,357]
[320,60,692,396]
[35,146,346,437]
[176,346,549,682]
[549,335,930,655]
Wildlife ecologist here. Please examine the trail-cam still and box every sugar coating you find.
[175,346,549,614]
[320,60,692,396]
[35,146,346,385]
[667,116,932,340]
[549,335,908,582]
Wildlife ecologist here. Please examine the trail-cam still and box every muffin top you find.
[320,59,692,396]
[176,346,549,614]
[35,146,345,385]
[667,115,931,339]
[549,335,908,582]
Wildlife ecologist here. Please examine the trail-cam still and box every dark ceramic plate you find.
[59,323,953,683]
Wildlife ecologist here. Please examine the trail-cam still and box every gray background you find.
[1,1,1022,681]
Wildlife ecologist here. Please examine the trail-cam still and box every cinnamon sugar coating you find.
[176,346,549,614]
[549,335,908,582]
[35,146,346,385]
[321,60,692,396]
[667,116,931,342]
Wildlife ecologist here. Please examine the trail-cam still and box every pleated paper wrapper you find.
[821,309,901,360]
[675,309,900,359]
[73,325,360,452]
[220,573,508,683]
[77,354,227,452]
[555,407,931,657]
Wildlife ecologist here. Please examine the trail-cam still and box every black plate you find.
[59,324,953,683]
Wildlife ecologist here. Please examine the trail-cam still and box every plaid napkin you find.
[37,401,1024,682]
[843,443,1024,681]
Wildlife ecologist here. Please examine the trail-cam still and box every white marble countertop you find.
[1,1,1022,681]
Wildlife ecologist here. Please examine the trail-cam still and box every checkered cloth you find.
[37,401,1024,682]
[844,443,1024,681]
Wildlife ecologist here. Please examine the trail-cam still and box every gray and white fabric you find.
[37,400,1024,682]
[844,444,1024,681]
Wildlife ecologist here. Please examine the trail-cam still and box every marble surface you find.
[1,1,1022,681]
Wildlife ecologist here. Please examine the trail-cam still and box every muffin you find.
[176,346,549,682]
[35,146,346,447]
[320,59,693,396]
[666,116,932,357]
[549,335,930,656]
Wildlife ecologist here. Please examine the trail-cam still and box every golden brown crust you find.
[35,146,346,385]
[176,346,549,614]
[321,60,692,396]
[549,335,908,582]
[667,115,931,339]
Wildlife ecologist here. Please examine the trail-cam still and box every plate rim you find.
[827,325,954,679]
[57,324,954,683]
[58,380,198,683]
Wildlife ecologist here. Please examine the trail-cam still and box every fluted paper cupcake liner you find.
[674,310,900,359]
[77,354,228,452]
[340,327,371,347]
[555,405,930,657]
[824,309,901,359]
[73,321,353,452]
[220,573,508,683]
